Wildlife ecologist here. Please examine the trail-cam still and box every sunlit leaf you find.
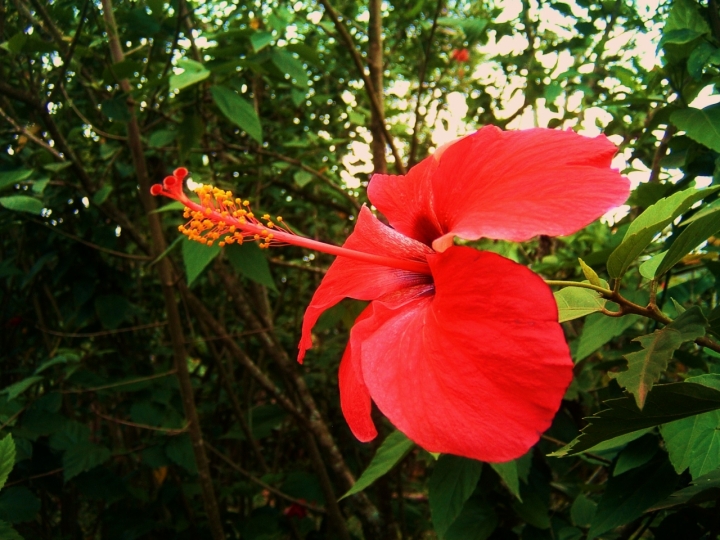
[340,431,414,499]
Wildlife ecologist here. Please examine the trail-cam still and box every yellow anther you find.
[277,216,283,222]
[219,241,226,247]
[243,200,250,207]
[254,234,260,240]
[204,207,212,215]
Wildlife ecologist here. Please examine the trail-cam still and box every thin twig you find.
[62,370,177,394]
[93,407,189,434]
[38,321,167,339]
[31,220,152,260]
[408,0,444,167]
[0,105,64,159]
[206,443,327,514]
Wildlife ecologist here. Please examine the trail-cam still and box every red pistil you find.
[151,168,431,276]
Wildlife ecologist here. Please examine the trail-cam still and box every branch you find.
[546,280,720,354]
[0,105,63,159]
[99,2,224,537]
[93,406,189,434]
[40,322,167,340]
[316,0,406,174]
[408,0,444,167]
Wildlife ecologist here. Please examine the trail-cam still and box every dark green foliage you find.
[1,0,720,538]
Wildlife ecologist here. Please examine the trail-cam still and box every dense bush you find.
[1,0,720,539]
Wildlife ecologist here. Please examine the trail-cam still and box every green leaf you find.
[579,258,603,287]
[651,467,720,510]
[100,96,131,122]
[660,375,720,479]
[671,106,720,152]
[166,434,198,475]
[574,312,640,362]
[2,376,43,400]
[662,409,720,479]
[587,458,677,539]
[0,196,43,215]
[182,238,221,286]
[225,242,277,291]
[654,208,720,277]
[490,460,520,500]
[210,86,263,144]
[551,382,720,457]
[639,251,666,280]
[169,58,210,91]
[613,434,658,476]
[152,201,186,213]
[178,114,203,159]
[270,49,308,88]
[95,294,133,330]
[0,169,33,190]
[0,521,23,540]
[444,498,498,540]
[429,455,483,538]
[148,129,177,148]
[92,185,113,205]
[42,162,72,173]
[490,452,530,501]
[607,187,720,278]
[554,286,607,323]
[0,487,40,523]
[664,0,710,36]
[250,31,273,52]
[293,170,313,187]
[659,28,706,47]
[0,435,16,490]
[63,442,111,482]
[340,431,414,499]
[570,494,596,528]
[610,307,707,408]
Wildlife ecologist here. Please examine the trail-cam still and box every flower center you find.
[151,168,431,276]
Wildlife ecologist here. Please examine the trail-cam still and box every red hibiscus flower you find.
[297,127,629,462]
[152,126,629,463]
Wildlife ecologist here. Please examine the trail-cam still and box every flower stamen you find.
[151,168,431,275]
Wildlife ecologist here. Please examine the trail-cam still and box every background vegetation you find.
[2,0,720,538]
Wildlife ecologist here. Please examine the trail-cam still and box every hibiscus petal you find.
[430,126,630,246]
[297,206,432,362]
[338,306,378,442]
[358,246,573,462]
[367,157,443,245]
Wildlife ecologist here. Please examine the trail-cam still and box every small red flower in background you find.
[283,502,308,519]
[298,126,629,462]
[451,48,470,62]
